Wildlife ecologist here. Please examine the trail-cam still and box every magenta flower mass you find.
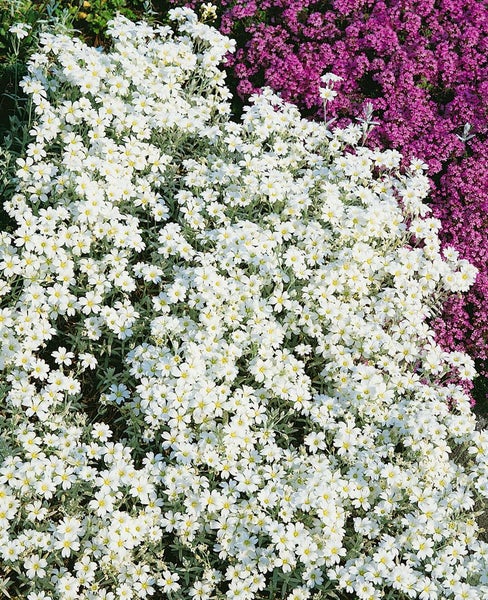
[173,0,488,377]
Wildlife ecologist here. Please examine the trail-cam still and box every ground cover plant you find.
[167,0,488,406]
[0,0,83,239]
[60,0,156,39]
[0,0,158,136]
[1,8,488,599]
[0,0,76,122]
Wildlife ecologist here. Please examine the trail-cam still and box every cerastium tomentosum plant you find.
[0,8,487,600]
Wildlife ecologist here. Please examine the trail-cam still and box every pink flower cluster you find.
[171,0,488,375]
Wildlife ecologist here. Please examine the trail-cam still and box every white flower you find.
[320,73,343,85]
[9,23,32,40]
[159,570,181,593]
[79,352,97,369]
[24,554,48,579]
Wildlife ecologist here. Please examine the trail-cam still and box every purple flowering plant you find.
[171,0,488,402]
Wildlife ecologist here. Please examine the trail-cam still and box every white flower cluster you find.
[0,8,487,600]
